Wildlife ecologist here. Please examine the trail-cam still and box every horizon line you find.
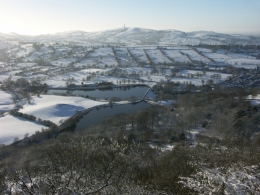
[1,27,260,37]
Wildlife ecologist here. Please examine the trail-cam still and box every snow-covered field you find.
[0,115,45,145]
[145,49,172,64]
[0,90,14,112]
[114,48,131,58]
[162,49,191,63]
[115,47,138,67]
[128,49,149,63]
[181,50,211,63]
[202,52,231,63]
[20,95,109,125]
[0,90,13,105]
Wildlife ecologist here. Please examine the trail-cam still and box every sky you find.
[0,0,260,36]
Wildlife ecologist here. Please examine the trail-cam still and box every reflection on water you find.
[76,102,150,131]
[46,86,149,100]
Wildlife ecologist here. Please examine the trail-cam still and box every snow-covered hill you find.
[0,27,260,45]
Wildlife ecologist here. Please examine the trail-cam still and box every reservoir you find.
[46,86,149,100]
[76,101,151,131]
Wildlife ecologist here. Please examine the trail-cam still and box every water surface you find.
[76,101,150,130]
[47,86,149,100]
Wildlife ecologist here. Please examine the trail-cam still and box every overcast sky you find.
[0,0,259,35]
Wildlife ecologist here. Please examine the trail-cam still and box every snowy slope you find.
[1,28,259,45]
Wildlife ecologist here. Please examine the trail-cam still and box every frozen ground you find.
[20,95,109,124]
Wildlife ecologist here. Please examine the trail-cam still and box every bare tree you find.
[5,137,141,194]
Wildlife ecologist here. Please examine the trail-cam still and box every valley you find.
[0,29,260,143]
[0,28,260,194]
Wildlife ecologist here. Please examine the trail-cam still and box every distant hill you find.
[1,27,260,45]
